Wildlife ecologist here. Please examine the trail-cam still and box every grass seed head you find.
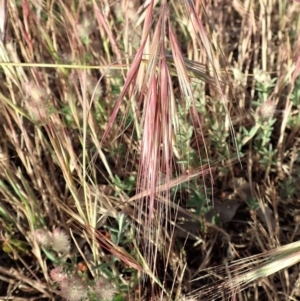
[34,229,52,248]
[51,267,88,301]
[92,277,116,301]
[76,16,96,43]
[23,81,51,121]
[59,275,88,301]
[86,75,103,99]
[51,228,71,255]
[255,100,277,121]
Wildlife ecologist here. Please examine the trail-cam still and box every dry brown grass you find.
[0,0,300,300]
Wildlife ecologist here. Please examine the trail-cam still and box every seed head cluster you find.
[35,228,70,255]
[35,228,116,301]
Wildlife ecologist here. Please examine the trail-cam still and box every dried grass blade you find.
[190,240,300,300]
[0,0,6,42]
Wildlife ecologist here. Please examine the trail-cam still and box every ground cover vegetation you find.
[0,0,300,300]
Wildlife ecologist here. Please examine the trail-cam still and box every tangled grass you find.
[0,0,300,300]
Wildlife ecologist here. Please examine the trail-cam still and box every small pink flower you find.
[50,267,68,283]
